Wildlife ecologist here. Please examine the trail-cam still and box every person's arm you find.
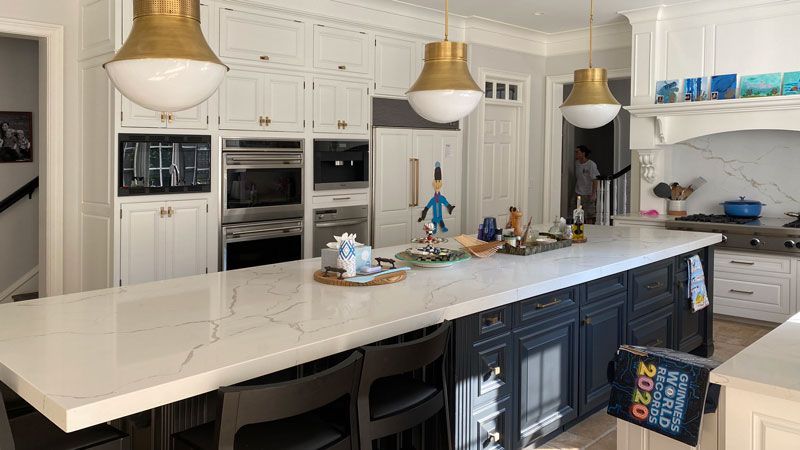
[590,161,601,199]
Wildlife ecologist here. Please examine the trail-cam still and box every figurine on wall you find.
[418,161,455,234]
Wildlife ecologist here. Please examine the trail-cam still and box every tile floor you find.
[533,316,776,450]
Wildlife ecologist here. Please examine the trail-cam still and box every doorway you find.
[481,103,519,227]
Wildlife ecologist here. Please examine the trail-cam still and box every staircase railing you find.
[595,166,631,226]
[0,177,39,216]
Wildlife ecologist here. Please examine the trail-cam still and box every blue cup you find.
[481,217,497,242]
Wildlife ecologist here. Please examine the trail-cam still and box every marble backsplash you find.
[668,130,800,217]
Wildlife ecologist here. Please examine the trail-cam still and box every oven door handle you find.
[226,228,303,241]
[315,219,368,229]
[226,156,303,164]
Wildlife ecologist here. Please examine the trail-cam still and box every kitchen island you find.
[0,226,720,448]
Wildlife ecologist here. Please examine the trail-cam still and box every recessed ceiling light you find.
[533,11,545,16]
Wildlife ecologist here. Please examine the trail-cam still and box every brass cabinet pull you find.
[259,55,270,61]
[581,316,593,326]
[492,366,501,376]
[337,120,342,129]
[159,207,167,217]
[414,158,420,206]
[730,289,755,295]
[160,112,166,123]
[409,158,416,207]
[167,113,174,124]
[646,281,664,290]
[167,207,174,218]
[258,116,265,126]
[536,298,562,309]
[488,431,500,442]
[730,260,756,265]
[264,116,271,126]
[338,64,346,70]
[341,120,348,128]
[333,197,351,201]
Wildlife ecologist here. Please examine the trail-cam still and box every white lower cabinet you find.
[713,250,796,323]
[120,199,208,286]
[373,128,461,248]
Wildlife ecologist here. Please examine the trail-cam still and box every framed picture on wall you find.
[0,111,32,163]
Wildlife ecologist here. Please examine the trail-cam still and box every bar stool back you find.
[173,351,363,450]
[357,321,452,450]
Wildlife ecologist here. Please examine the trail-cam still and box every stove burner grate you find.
[675,214,756,225]
[785,220,800,228]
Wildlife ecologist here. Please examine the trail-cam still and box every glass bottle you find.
[572,196,587,243]
[548,216,563,236]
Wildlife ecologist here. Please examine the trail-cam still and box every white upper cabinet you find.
[313,78,369,134]
[374,35,419,97]
[219,8,305,67]
[219,68,305,132]
[313,25,370,75]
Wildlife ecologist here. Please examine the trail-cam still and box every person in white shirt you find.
[574,145,600,221]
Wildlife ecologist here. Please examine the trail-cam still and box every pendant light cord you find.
[588,0,594,68]
[444,0,449,41]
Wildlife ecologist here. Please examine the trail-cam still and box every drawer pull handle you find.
[333,197,351,201]
[488,431,501,442]
[646,281,664,290]
[492,366,501,376]
[259,55,270,61]
[338,64,347,70]
[730,260,755,265]
[730,289,755,295]
[536,298,562,309]
[581,316,592,326]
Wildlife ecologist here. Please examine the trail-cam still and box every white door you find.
[339,81,369,134]
[313,78,340,133]
[373,128,413,248]
[120,202,165,286]
[164,200,207,279]
[264,73,305,132]
[219,9,305,66]
[414,131,461,237]
[481,104,519,227]
[313,25,370,74]
[219,69,264,131]
[374,36,419,97]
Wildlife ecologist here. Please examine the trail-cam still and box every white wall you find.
[0,0,80,294]
[467,44,546,224]
[0,36,39,296]
[545,47,631,77]
[668,130,800,217]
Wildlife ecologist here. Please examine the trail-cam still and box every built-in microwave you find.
[313,139,369,190]
[118,134,212,196]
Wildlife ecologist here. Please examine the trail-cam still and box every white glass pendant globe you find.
[106,58,226,112]
[407,89,483,123]
[560,103,621,129]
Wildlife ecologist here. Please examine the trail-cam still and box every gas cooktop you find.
[666,214,800,254]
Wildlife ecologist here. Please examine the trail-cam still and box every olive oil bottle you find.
[572,196,587,243]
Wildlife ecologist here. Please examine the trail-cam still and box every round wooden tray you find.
[313,269,407,287]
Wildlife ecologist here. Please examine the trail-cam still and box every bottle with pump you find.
[572,196,587,243]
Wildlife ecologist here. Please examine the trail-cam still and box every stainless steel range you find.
[666,214,800,254]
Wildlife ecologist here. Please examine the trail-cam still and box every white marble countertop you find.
[0,226,720,432]
[711,313,800,401]
[612,213,676,223]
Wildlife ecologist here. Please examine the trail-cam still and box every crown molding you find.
[545,22,631,56]
[620,0,797,24]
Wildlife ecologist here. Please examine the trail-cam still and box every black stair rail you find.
[0,177,38,216]
[596,165,632,223]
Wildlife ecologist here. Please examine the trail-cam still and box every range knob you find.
[785,240,796,249]
[750,238,761,247]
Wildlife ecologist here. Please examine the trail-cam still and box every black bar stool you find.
[357,321,452,450]
[172,351,363,450]
[0,394,129,450]
[0,382,33,420]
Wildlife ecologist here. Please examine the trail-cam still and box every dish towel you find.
[687,255,710,312]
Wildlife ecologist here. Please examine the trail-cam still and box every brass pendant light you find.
[105,0,228,112]
[560,0,621,129]
[407,0,483,123]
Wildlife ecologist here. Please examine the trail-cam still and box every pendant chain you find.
[444,0,449,41]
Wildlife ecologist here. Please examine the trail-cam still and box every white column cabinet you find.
[313,25,370,75]
[313,78,369,134]
[374,35,420,97]
[120,200,208,286]
[219,69,305,132]
[373,129,462,248]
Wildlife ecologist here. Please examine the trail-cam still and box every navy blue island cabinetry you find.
[452,247,713,450]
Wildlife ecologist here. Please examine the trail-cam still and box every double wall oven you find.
[221,138,304,270]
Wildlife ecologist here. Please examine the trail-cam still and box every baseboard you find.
[0,266,38,304]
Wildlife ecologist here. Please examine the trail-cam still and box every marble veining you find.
[0,226,720,432]
[668,130,800,216]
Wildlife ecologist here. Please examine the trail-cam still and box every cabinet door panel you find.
[219,69,264,131]
[170,102,208,130]
[375,35,418,96]
[120,99,167,129]
[580,292,626,415]
[313,79,340,133]
[219,9,305,66]
[165,200,207,279]
[264,74,305,132]
[628,304,675,349]
[472,334,513,408]
[313,25,369,74]
[120,202,165,286]
[472,397,513,450]
[340,82,369,134]
[373,129,412,248]
[630,260,675,319]
[515,309,579,448]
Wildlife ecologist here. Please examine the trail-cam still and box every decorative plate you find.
[395,248,471,268]
[410,237,449,244]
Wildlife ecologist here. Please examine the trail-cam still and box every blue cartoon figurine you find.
[418,161,455,233]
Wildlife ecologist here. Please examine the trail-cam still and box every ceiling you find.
[390,0,693,33]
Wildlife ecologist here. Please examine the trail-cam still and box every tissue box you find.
[321,246,372,271]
